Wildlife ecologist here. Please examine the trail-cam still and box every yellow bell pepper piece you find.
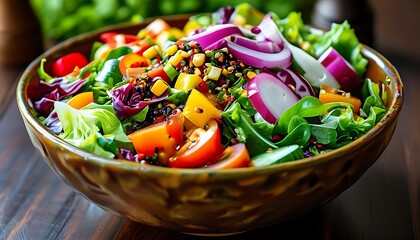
[174,73,203,92]
[183,89,221,128]
[151,79,169,97]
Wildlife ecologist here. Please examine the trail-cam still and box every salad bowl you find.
[16,14,403,235]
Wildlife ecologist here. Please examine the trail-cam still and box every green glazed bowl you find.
[16,15,403,235]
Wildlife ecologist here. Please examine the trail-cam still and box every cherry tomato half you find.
[168,119,224,168]
[51,52,89,77]
[206,143,251,169]
[128,112,184,165]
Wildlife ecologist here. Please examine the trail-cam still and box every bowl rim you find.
[16,15,404,177]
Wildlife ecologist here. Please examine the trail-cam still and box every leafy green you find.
[166,88,188,105]
[121,106,149,129]
[274,116,311,147]
[275,96,386,150]
[277,96,346,134]
[37,58,53,83]
[221,102,276,156]
[54,101,133,158]
[276,12,368,76]
[105,46,133,61]
[361,78,386,116]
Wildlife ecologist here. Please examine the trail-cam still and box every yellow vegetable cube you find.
[174,73,203,92]
[207,66,222,81]
[169,51,184,67]
[165,45,178,56]
[183,89,221,128]
[143,45,160,59]
[151,79,169,97]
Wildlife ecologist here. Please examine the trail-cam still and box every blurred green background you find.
[30,0,316,41]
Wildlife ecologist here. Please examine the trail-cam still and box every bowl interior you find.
[16,15,404,234]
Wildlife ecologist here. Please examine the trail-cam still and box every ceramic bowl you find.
[16,15,403,235]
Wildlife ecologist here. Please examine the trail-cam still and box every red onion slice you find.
[318,47,361,91]
[254,14,285,49]
[247,73,299,123]
[181,24,243,49]
[274,68,316,98]
[230,35,281,53]
[226,40,292,69]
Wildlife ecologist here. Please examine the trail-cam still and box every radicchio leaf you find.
[30,78,87,117]
[110,83,168,120]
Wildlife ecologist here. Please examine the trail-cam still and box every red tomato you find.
[119,53,149,76]
[51,52,89,77]
[206,143,251,169]
[168,119,224,168]
[166,110,185,146]
[195,78,209,93]
[100,32,138,45]
[128,40,151,55]
[146,65,171,83]
[128,112,184,165]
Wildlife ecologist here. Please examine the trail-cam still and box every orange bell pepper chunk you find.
[67,92,94,109]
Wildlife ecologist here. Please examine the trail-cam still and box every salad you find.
[29,4,388,169]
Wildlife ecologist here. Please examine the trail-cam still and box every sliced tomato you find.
[146,65,171,83]
[166,110,185,145]
[119,53,149,76]
[51,52,89,77]
[168,119,224,168]
[206,143,251,169]
[100,32,138,45]
[128,39,152,55]
[128,112,184,165]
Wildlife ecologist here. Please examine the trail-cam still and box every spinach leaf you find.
[95,59,123,88]
[274,116,311,147]
[221,102,276,156]
[277,96,345,134]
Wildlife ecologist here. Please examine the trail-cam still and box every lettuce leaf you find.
[276,12,368,76]
[54,101,133,158]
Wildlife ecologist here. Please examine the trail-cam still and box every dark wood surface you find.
[1,0,419,239]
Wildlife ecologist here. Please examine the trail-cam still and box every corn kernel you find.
[246,71,256,79]
[165,45,178,56]
[169,51,183,66]
[194,68,201,75]
[143,46,159,59]
[222,68,229,76]
[192,53,205,67]
[151,79,169,97]
[207,66,222,81]
[180,51,190,58]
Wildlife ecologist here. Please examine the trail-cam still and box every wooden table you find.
[1,1,420,239]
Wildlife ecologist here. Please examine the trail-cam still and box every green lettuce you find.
[276,12,368,76]
[54,101,133,158]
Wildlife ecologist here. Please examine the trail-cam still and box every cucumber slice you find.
[252,144,304,167]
